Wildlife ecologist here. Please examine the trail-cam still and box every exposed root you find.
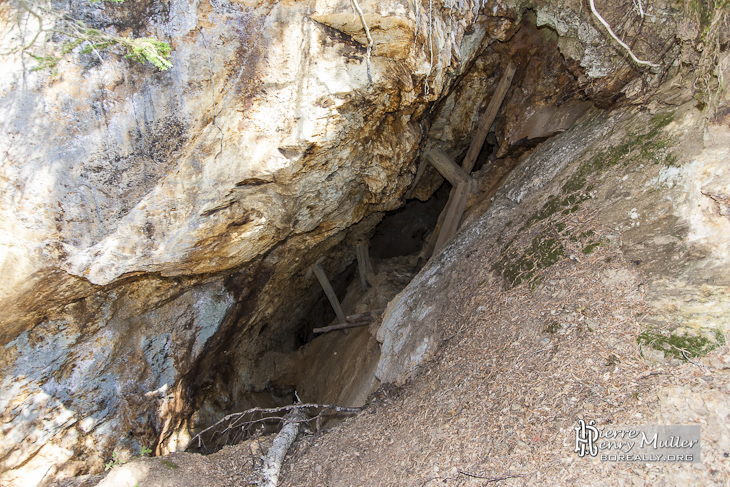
[589,0,660,69]
[351,0,374,83]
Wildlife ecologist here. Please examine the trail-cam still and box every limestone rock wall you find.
[0,0,709,484]
[375,97,730,388]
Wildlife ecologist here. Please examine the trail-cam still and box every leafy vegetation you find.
[104,445,153,471]
[11,0,172,72]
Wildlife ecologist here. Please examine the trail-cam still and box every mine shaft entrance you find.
[183,10,593,456]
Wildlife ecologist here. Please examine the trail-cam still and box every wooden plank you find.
[433,180,471,252]
[461,62,516,174]
[313,308,385,334]
[405,156,430,199]
[313,321,369,334]
[346,308,385,323]
[311,263,347,324]
[355,243,376,293]
[425,148,473,187]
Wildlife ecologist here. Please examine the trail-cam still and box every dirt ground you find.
[275,207,730,486]
[54,103,730,487]
[71,198,730,487]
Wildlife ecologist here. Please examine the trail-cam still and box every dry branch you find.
[185,403,361,452]
[261,409,308,487]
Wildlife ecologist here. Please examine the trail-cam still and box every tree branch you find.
[185,402,361,451]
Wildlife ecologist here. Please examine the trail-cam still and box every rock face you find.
[0,0,714,484]
[376,98,730,387]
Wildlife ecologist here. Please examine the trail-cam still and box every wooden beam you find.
[433,179,472,252]
[425,148,473,187]
[346,308,385,323]
[405,156,430,199]
[355,243,376,293]
[313,309,385,334]
[310,262,347,324]
[313,321,369,334]
[461,62,516,174]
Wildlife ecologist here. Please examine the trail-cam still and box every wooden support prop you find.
[347,308,384,323]
[355,243,376,293]
[313,320,369,334]
[313,308,385,334]
[405,156,430,199]
[425,148,474,187]
[433,179,472,252]
[310,262,347,324]
[461,62,516,174]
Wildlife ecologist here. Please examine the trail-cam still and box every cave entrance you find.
[183,10,592,456]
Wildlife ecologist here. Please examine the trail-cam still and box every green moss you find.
[638,328,726,359]
[524,191,592,230]
[544,321,560,334]
[582,241,602,254]
[160,459,179,469]
[664,153,679,167]
[493,232,565,289]
[563,110,677,194]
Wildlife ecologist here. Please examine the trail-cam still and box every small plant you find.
[104,451,124,471]
[544,321,561,335]
[11,0,173,72]
[104,445,154,471]
[638,328,726,360]
[160,459,179,469]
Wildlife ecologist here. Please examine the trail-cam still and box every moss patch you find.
[638,328,726,360]
[493,232,565,289]
[544,321,561,334]
[582,241,602,254]
[563,111,677,193]
[524,190,593,230]
[160,459,179,469]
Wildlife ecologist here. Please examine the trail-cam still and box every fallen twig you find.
[458,471,525,482]
[681,350,709,369]
[637,371,666,380]
[261,409,308,487]
[185,403,361,451]
[421,471,525,486]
